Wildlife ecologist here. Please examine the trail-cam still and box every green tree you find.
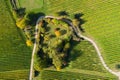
[52,19,59,25]
[34,53,47,71]
[72,19,80,27]
[63,42,70,52]
[52,54,62,71]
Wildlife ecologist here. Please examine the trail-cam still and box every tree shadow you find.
[56,11,69,17]
[74,13,86,32]
[116,64,120,69]
[34,70,39,77]
[26,12,45,26]
[16,8,26,17]
[67,40,83,62]
[43,20,48,29]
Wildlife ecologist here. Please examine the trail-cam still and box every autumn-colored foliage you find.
[26,40,33,46]
[56,67,61,71]
[16,18,27,29]
[55,29,61,37]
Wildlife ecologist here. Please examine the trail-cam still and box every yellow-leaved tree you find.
[26,40,33,46]
[55,28,61,37]
[16,18,27,29]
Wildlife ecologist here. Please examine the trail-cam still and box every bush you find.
[26,40,33,46]
[52,19,59,25]
[16,18,27,29]
[52,56,62,71]
[55,29,61,37]
[34,53,47,71]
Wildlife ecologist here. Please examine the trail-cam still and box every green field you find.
[68,40,106,72]
[0,70,29,79]
[18,0,44,12]
[37,0,120,71]
[0,0,31,79]
[36,70,117,80]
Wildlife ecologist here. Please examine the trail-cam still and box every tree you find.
[26,39,33,46]
[64,42,70,49]
[16,18,28,29]
[54,28,61,37]
[52,54,62,71]
[34,53,47,71]
[52,19,59,25]
[40,27,46,33]
[72,19,80,27]
[46,18,52,23]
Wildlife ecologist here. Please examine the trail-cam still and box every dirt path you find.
[29,16,44,80]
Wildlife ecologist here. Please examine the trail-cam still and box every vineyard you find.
[0,0,31,79]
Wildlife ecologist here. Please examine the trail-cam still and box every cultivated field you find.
[41,0,120,71]
[0,0,31,79]
[36,70,117,80]
[68,40,106,72]
[18,0,44,12]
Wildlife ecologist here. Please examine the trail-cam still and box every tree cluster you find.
[34,18,72,71]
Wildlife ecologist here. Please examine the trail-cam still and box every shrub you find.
[52,56,62,71]
[55,28,61,37]
[26,40,33,46]
[52,19,59,25]
[16,18,27,29]
[34,53,47,71]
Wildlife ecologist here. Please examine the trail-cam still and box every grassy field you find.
[18,0,44,12]
[68,40,106,72]
[0,0,31,79]
[0,70,29,79]
[37,0,120,71]
[36,70,117,80]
